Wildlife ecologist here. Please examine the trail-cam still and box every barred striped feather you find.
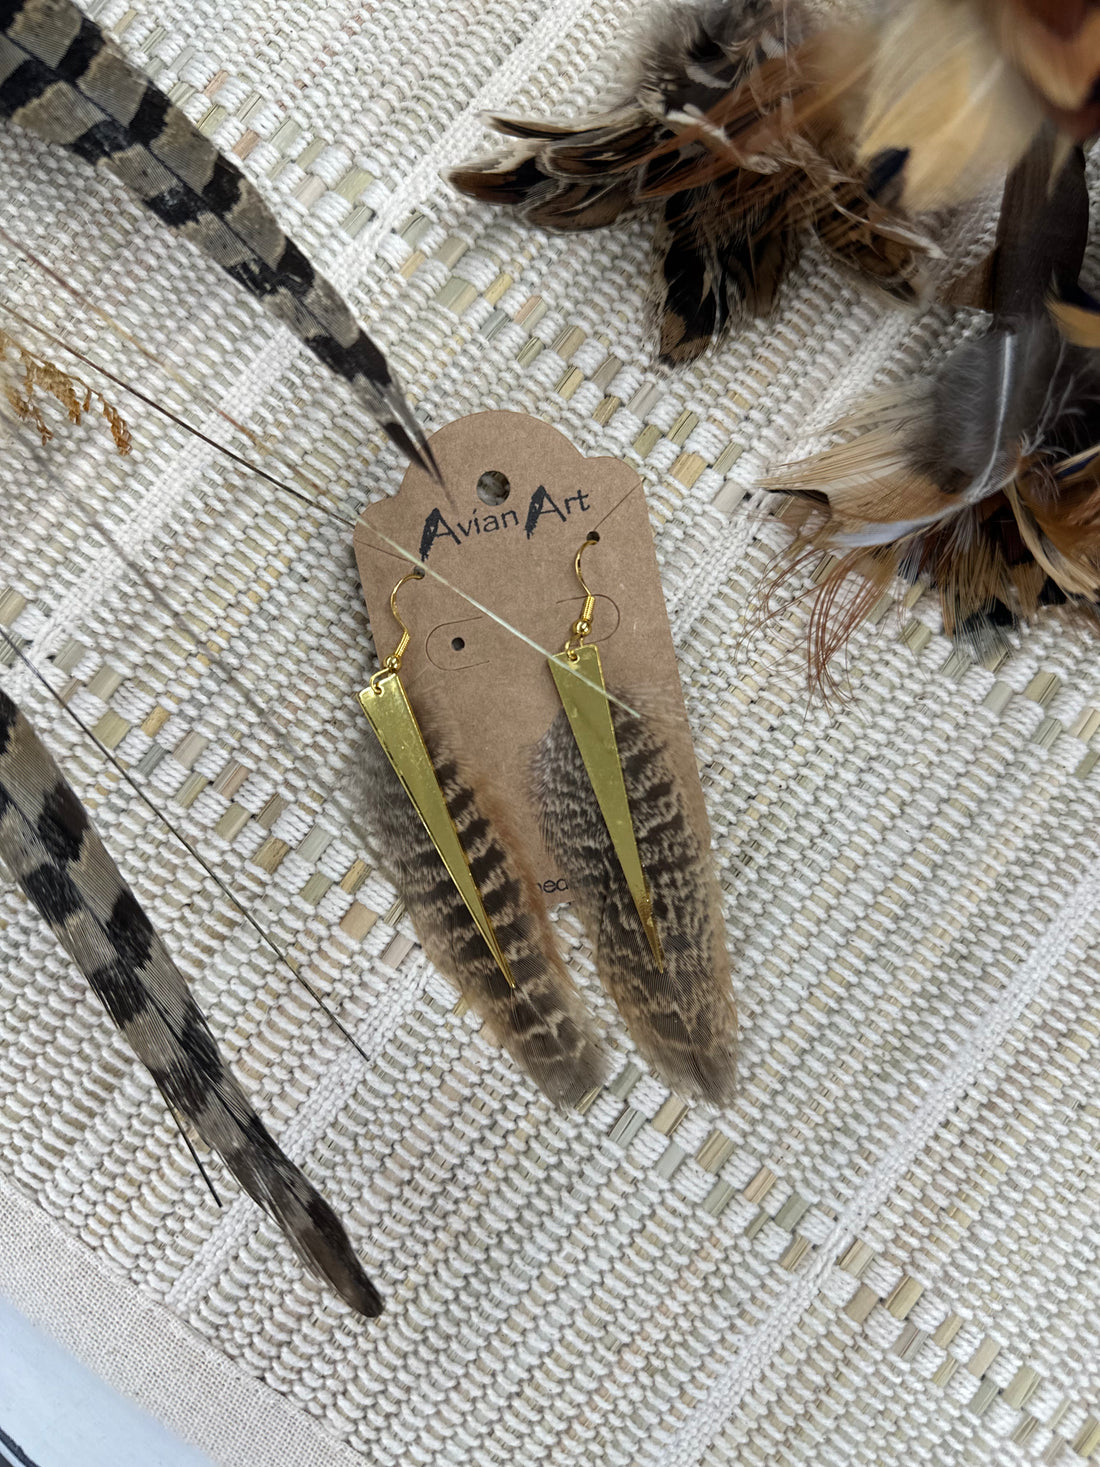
[355,727,609,1109]
[532,699,737,1106]
[0,687,382,1317]
[0,0,434,474]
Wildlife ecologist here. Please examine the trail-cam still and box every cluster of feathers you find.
[767,134,1100,678]
[0,0,739,1323]
[452,0,938,365]
[453,0,1100,667]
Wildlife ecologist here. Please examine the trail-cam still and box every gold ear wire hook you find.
[370,567,425,691]
[563,533,600,656]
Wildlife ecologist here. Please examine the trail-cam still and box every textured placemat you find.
[1,2,1099,1464]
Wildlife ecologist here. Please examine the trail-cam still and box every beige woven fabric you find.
[1,2,1099,1464]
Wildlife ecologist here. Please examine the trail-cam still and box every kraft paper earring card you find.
[353,410,714,897]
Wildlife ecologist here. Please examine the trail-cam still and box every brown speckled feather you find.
[766,134,1100,679]
[449,0,931,364]
[356,728,608,1109]
[532,699,737,1106]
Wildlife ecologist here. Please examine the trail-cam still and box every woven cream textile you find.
[1,1,1099,1463]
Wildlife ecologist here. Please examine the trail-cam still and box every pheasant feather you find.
[532,697,737,1106]
[0,687,382,1316]
[356,728,609,1109]
[0,0,435,474]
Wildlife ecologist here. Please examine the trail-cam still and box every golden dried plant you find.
[0,327,131,454]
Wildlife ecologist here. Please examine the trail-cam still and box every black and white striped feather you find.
[532,698,737,1106]
[0,0,434,474]
[0,687,382,1317]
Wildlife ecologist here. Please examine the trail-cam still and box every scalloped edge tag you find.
[354,410,712,898]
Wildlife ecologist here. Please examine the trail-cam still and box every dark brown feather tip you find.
[0,689,383,1317]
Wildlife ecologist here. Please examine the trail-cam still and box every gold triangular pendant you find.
[548,645,663,969]
[359,671,515,987]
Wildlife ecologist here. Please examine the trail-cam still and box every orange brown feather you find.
[449,1,932,364]
[763,131,1100,684]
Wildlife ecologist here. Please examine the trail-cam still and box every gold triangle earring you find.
[545,533,664,970]
[358,567,515,988]
[533,534,738,1105]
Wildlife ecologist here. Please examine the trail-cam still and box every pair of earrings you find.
[356,536,737,1107]
[359,536,657,979]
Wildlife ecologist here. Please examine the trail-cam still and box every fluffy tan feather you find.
[852,0,1042,211]
[763,132,1100,683]
[836,0,1100,211]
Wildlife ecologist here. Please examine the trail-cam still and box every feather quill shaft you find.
[0,687,382,1316]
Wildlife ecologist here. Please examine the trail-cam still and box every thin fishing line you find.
[0,628,370,1064]
[56,499,379,853]
[1,296,639,717]
[0,300,351,526]
[0,225,282,460]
